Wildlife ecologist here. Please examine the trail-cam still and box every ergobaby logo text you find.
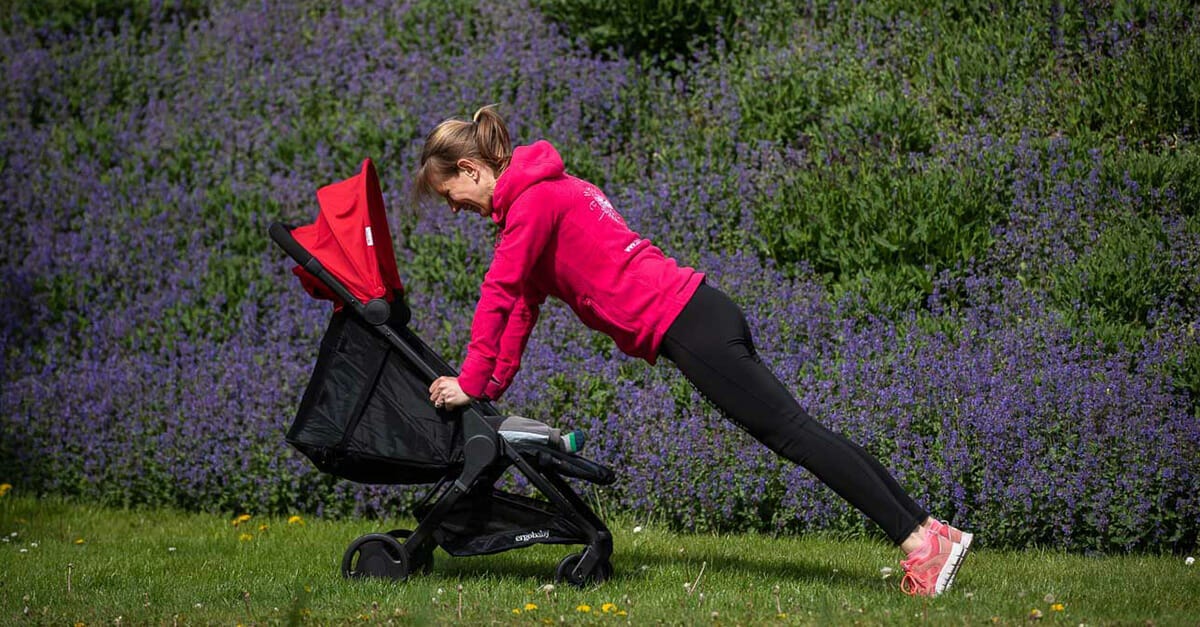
[515,530,551,543]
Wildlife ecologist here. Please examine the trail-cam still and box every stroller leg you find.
[507,447,614,584]
[403,410,501,558]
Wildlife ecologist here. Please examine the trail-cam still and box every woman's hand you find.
[429,376,473,410]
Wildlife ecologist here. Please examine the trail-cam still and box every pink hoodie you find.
[457,141,704,399]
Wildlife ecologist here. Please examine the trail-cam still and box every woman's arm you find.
[487,288,546,398]
[456,202,554,399]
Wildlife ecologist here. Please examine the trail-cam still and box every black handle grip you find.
[269,222,313,267]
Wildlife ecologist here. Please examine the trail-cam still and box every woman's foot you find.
[899,526,969,597]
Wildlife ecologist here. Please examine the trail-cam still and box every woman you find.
[416,105,972,596]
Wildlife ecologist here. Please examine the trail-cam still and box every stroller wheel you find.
[555,552,613,587]
[387,528,434,574]
[342,533,410,580]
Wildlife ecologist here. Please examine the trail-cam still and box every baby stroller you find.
[270,159,616,585]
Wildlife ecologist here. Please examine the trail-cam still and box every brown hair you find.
[413,105,512,199]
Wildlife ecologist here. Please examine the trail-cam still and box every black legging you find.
[660,283,927,545]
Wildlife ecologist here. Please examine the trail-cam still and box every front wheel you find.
[555,552,613,587]
[342,533,410,580]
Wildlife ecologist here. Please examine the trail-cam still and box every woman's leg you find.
[661,284,928,545]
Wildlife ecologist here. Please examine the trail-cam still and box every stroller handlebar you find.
[269,222,315,267]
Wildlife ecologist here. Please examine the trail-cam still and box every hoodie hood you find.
[491,140,565,224]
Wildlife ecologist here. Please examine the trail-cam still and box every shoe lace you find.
[900,572,920,595]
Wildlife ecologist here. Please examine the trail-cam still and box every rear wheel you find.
[342,533,410,580]
[555,552,613,587]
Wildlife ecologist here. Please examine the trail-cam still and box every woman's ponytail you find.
[414,105,513,200]
[472,104,512,174]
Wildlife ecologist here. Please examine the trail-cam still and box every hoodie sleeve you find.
[483,286,546,399]
[457,201,554,399]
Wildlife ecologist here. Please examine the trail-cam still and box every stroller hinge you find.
[454,410,500,491]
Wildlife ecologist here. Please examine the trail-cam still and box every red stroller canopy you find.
[290,159,404,306]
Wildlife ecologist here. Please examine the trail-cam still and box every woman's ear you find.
[455,158,478,180]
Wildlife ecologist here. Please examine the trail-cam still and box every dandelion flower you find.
[512,609,521,615]
[231,514,252,527]
[601,603,617,613]
[576,604,591,613]
[74,538,85,545]
[524,603,538,611]
[1051,604,1065,612]
[617,611,627,616]
[633,525,643,533]
[258,524,269,532]
[239,533,253,542]
[0,483,12,497]
[1029,608,1043,620]
[288,515,304,526]
[1186,557,1195,566]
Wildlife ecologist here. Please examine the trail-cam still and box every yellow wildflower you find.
[239,533,253,542]
[1051,604,1065,612]
[512,609,521,615]
[231,514,252,526]
[524,603,538,611]
[74,538,85,545]
[258,524,269,532]
[1029,608,1043,619]
[287,515,305,525]
[0,483,11,497]
[576,604,592,613]
[601,603,618,613]
[617,610,628,616]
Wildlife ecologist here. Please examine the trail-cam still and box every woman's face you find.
[436,160,495,217]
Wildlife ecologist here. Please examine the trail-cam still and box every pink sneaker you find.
[928,519,973,551]
[900,528,967,597]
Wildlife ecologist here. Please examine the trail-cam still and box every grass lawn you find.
[1,495,1196,626]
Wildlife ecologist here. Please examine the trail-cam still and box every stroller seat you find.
[271,158,615,586]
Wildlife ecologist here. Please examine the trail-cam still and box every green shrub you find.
[1108,146,1200,217]
[3,0,207,34]
[1063,214,1173,325]
[1064,19,1200,145]
[534,0,758,62]
[753,155,1007,311]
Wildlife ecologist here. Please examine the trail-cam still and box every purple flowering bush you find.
[2,1,1197,552]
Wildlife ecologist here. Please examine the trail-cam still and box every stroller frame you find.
[271,222,614,585]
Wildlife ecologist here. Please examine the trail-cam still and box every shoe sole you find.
[934,540,969,595]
